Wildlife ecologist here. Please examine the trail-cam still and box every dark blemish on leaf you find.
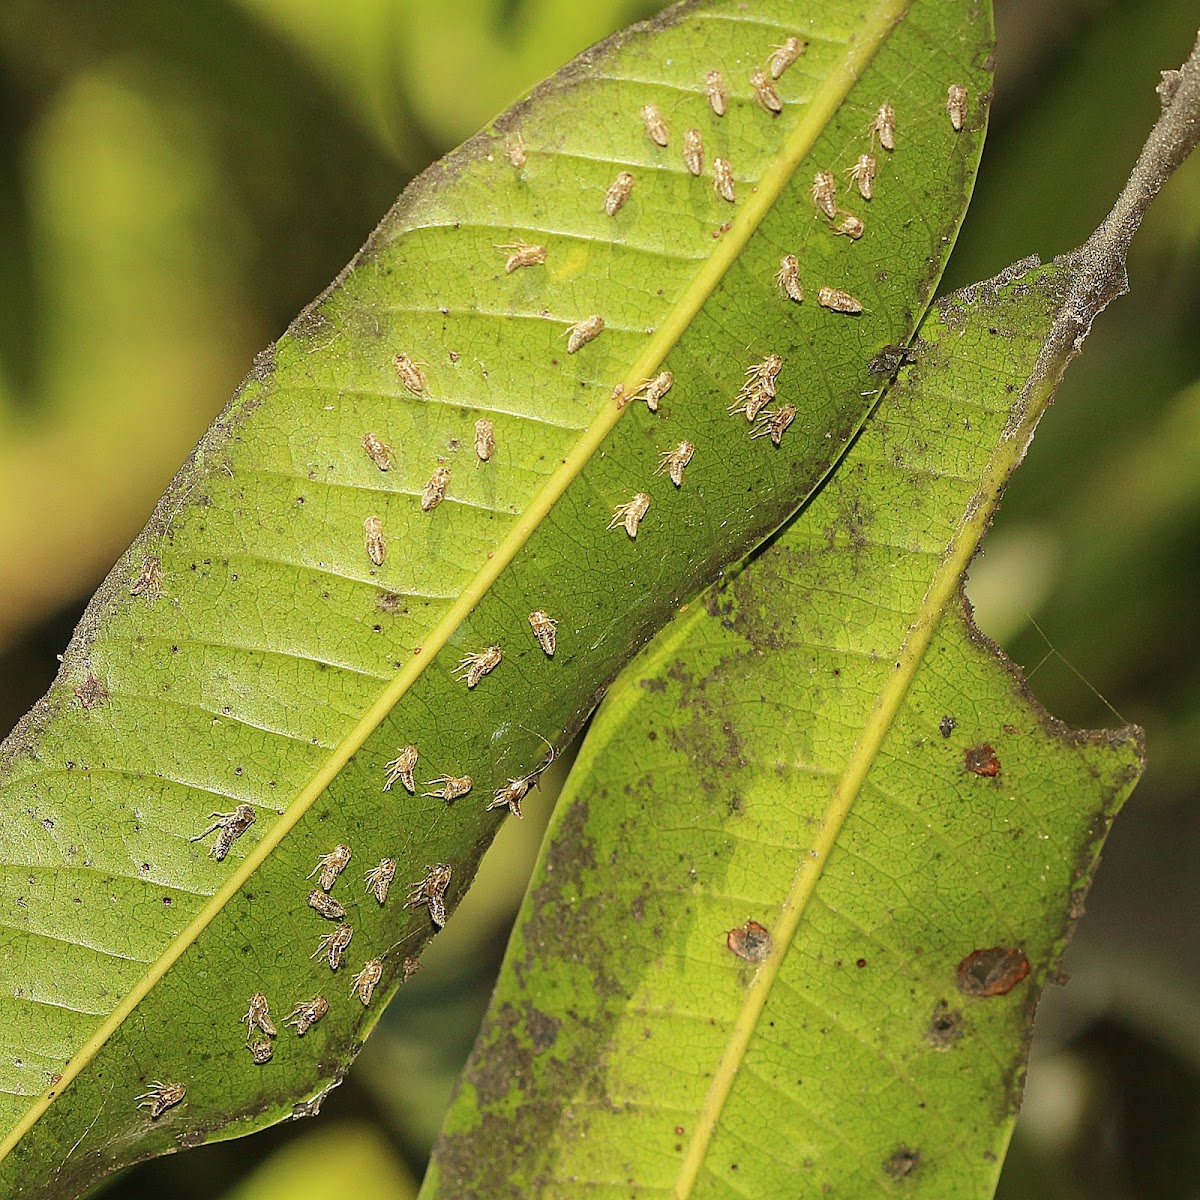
[956,947,1030,997]
[527,1008,560,1054]
[288,305,332,344]
[868,343,917,377]
[74,674,108,711]
[727,920,771,963]
[939,715,956,738]
[883,1147,921,1179]
[855,958,867,968]
[926,1000,964,1048]
[964,743,1000,776]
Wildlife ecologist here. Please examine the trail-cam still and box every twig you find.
[1051,28,1200,356]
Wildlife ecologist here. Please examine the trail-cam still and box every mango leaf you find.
[0,0,991,1194]
[422,255,1147,1199]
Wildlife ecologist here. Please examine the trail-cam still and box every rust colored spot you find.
[727,920,771,963]
[883,1147,921,1179]
[956,947,1030,997]
[964,743,1000,776]
[674,1125,685,1135]
[855,958,867,968]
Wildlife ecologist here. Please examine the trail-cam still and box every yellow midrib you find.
[0,0,907,1164]
[671,335,1058,1196]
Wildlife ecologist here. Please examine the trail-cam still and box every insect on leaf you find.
[0,0,990,1193]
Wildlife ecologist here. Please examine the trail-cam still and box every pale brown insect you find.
[423,774,474,801]
[393,353,427,396]
[363,515,386,567]
[655,440,695,487]
[308,890,347,921]
[311,923,353,971]
[360,432,393,471]
[646,370,674,412]
[309,844,352,893]
[749,69,782,116]
[137,1081,186,1120]
[768,36,807,79]
[488,776,531,819]
[750,403,798,446]
[775,254,804,302]
[683,128,704,176]
[812,169,837,219]
[383,745,418,794]
[497,240,546,273]
[248,1037,273,1064]
[365,858,397,904]
[713,157,735,203]
[130,555,162,597]
[608,493,651,538]
[834,212,865,240]
[947,83,968,132]
[190,804,256,861]
[454,645,502,688]
[729,354,783,421]
[351,958,384,1006]
[421,465,450,512]
[243,992,277,1039]
[409,863,452,928]
[528,609,558,656]
[705,69,727,117]
[505,131,526,169]
[605,171,635,216]
[474,417,496,462]
[640,103,669,147]
[728,381,773,422]
[565,315,605,353]
[818,286,863,314]
[285,994,329,1036]
[846,153,877,201]
[746,353,784,392]
[870,102,896,151]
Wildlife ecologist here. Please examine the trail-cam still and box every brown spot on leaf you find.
[727,920,771,963]
[526,1008,560,1054]
[74,674,108,711]
[926,1000,964,1048]
[956,947,1030,997]
[883,1147,921,1179]
[964,743,1000,776]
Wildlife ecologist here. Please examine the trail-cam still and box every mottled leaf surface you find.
[424,259,1143,1198]
[0,0,991,1194]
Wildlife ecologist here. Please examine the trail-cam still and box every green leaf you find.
[422,258,1145,1198]
[0,0,991,1193]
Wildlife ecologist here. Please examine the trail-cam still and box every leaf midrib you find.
[0,0,910,1160]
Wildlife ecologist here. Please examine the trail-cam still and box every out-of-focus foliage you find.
[0,1,1197,1197]
[224,1122,416,1200]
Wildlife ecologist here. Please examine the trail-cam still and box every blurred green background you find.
[0,1,1197,1197]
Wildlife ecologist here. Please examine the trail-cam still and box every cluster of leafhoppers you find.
[144,831,440,1113]
[145,24,973,1124]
